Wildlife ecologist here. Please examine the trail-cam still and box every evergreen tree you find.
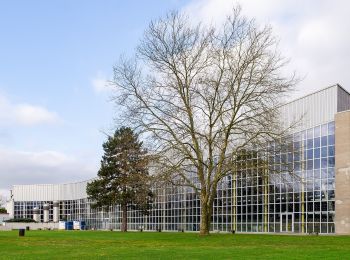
[87,127,152,232]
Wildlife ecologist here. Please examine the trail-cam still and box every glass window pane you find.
[328,168,335,179]
[307,149,313,159]
[294,141,301,150]
[328,122,335,135]
[307,139,313,149]
[307,160,313,170]
[314,126,321,137]
[314,159,320,169]
[328,135,335,146]
[321,147,327,157]
[314,137,320,148]
[294,152,300,161]
[321,124,328,136]
[328,146,335,157]
[314,148,320,158]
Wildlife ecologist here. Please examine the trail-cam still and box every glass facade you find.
[13,122,336,233]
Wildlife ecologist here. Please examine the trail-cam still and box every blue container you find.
[65,221,73,230]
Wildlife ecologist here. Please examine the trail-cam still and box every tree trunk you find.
[121,203,128,232]
[199,194,211,236]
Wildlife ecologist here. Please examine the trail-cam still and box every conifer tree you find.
[87,127,152,232]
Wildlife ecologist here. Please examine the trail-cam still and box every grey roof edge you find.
[12,178,97,188]
[337,83,350,95]
[282,83,349,108]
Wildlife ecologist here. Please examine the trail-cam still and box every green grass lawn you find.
[0,230,350,259]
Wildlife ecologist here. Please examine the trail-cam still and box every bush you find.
[5,218,36,223]
[0,207,7,214]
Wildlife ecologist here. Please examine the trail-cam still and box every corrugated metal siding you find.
[337,86,350,112]
[13,180,90,201]
[279,85,338,130]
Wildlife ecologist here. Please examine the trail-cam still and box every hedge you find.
[5,218,36,223]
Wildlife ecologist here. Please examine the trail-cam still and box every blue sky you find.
[1,0,349,198]
[0,0,190,197]
[0,0,188,154]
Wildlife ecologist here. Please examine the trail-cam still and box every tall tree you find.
[87,127,152,232]
[112,7,297,235]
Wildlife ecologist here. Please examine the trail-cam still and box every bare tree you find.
[112,7,297,235]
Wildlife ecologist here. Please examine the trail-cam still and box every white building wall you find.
[13,180,90,201]
[5,200,14,218]
[0,222,58,231]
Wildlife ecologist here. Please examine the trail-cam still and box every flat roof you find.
[283,83,350,107]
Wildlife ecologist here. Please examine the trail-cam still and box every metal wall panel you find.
[13,180,90,201]
[279,85,339,131]
[337,85,350,112]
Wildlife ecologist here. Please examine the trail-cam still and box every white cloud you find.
[0,94,60,126]
[14,104,59,125]
[183,0,350,98]
[91,71,113,93]
[0,148,97,197]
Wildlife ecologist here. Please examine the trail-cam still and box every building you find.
[0,214,9,225]
[6,84,350,234]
